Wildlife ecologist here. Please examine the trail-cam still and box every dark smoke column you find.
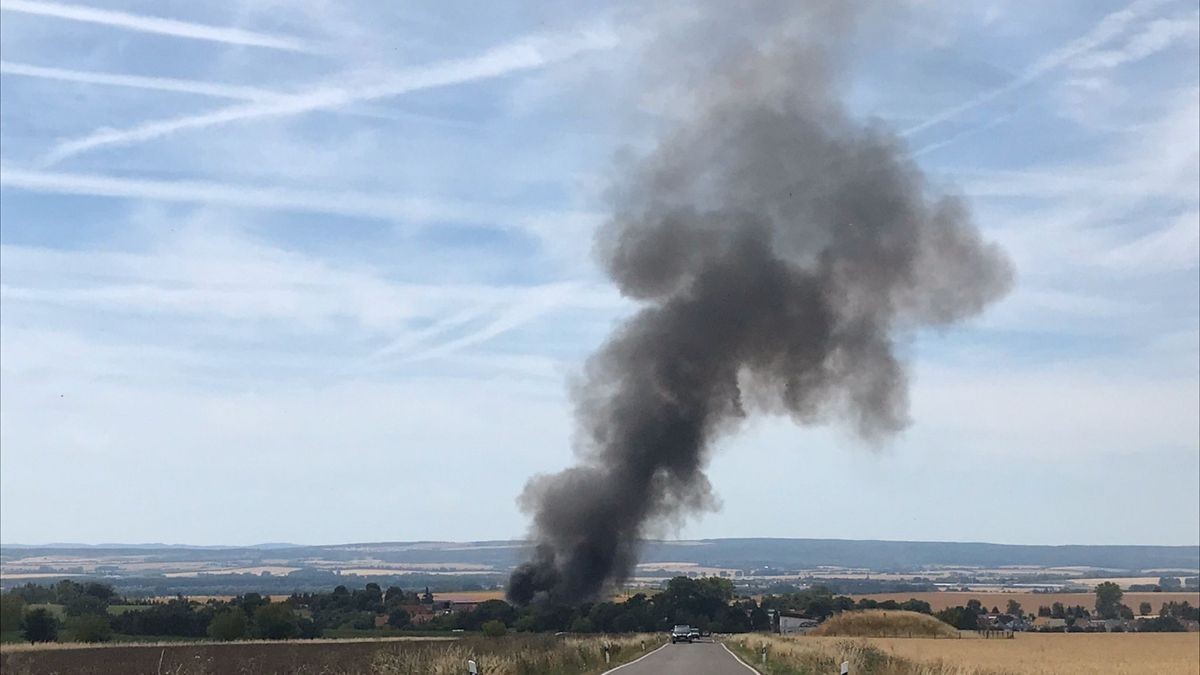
[508,6,1013,605]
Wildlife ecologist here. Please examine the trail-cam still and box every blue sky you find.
[1,0,1197,546]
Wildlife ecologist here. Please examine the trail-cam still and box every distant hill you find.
[3,538,1196,571]
[640,538,1200,571]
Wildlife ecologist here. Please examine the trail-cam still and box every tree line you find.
[3,577,1194,644]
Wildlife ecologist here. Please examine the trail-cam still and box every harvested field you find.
[430,590,507,602]
[0,637,450,675]
[336,568,492,577]
[809,632,1200,675]
[0,634,660,675]
[163,566,301,578]
[853,590,1200,613]
[1067,576,1174,588]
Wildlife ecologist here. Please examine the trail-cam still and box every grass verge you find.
[723,634,1002,675]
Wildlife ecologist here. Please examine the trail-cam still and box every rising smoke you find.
[508,3,1013,605]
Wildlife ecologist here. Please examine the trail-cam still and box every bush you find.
[387,608,411,629]
[110,598,207,637]
[22,608,59,643]
[1139,616,1186,632]
[0,595,25,633]
[67,614,113,643]
[64,595,109,617]
[208,610,248,641]
[253,603,300,640]
[482,619,508,637]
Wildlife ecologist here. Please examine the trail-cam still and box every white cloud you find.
[951,85,1198,206]
[0,234,619,334]
[0,60,286,101]
[0,0,317,52]
[1100,210,1200,271]
[1071,12,1199,70]
[910,362,1199,459]
[903,0,1171,137]
[0,359,573,543]
[0,167,597,232]
[39,24,620,164]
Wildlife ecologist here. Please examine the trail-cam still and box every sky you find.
[0,0,1197,547]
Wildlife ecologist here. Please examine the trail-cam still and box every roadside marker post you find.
[467,658,478,675]
[840,660,850,674]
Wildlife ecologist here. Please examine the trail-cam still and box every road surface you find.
[607,640,758,675]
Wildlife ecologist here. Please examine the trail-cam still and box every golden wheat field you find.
[804,633,1200,675]
[853,590,1200,613]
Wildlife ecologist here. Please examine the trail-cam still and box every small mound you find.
[809,610,958,638]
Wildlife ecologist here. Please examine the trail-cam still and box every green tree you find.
[1158,577,1182,591]
[53,580,84,604]
[22,608,59,643]
[1,594,25,633]
[482,619,507,637]
[384,586,407,607]
[64,594,109,617]
[252,604,299,640]
[570,617,594,633]
[1138,602,1152,616]
[958,607,979,630]
[66,614,112,643]
[82,583,115,602]
[460,599,516,631]
[1095,582,1123,620]
[749,605,770,631]
[237,593,269,617]
[1005,599,1023,618]
[1140,615,1185,632]
[387,608,410,629]
[208,610,248,641]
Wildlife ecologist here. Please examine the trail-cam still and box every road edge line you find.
[720,641,764,674]
[598,641,670,674]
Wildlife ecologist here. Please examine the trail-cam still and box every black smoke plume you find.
[507,3,1013,605]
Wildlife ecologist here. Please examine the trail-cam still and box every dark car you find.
[670,624,693,643]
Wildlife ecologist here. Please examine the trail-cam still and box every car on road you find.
[670,624,694,643]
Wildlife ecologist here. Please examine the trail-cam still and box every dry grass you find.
[0,636,455,653]
[725,634,990,675]
[809,611,960,638]
[852,591,1200,613]
[727,633,1200,675]
[1,634,664,675]
[371,634,662,675]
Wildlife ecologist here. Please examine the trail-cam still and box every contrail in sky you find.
[0,0,316,52]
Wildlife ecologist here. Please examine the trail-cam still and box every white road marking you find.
[598,642,670,674]
[720,642,764,674]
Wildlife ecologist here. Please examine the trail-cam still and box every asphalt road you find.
[607,640,758,675]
